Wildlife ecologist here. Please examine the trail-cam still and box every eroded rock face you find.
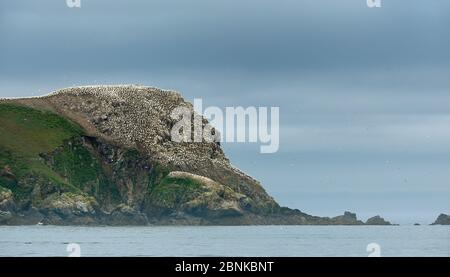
[0,187,14,223]
[107,204,149,226]
[0,169,16,216]
[432,214,450,225]
[149,171,247,218]
[39,193,98,225]
[0,187,13,208]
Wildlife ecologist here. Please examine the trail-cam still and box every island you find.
[432,214,450,225]
[0,85,392,226]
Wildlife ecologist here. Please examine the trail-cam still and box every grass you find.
[0,104,82,157]
[52,140,102,189]
[150,175,204,209]
[51,139,121,202]
[0,103,84,195]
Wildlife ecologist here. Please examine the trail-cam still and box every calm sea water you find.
[0,225,449,257]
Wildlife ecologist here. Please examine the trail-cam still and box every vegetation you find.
[52,140,104,190]
[0,104,82,157]
[150,175,204,209]
[0,104,84,197]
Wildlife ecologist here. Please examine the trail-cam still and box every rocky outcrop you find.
[329,211,364,225]
[0,86,392,225]
[39,193,99,225]
[432,214,450,225]
[365,215,391,225]
[106,204,149,225]
[0,187,14,208]
[148,171,247,218]
[0,187,14,223]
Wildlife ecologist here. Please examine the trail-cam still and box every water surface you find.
[0,225,448,257]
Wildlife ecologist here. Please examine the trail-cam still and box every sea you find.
[0,225,449,257]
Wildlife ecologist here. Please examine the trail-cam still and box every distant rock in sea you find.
[330,211,364,225]
[365,215,391,225]
[432,214,450,225]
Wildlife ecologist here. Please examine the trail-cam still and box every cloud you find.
[280,114,450,154]
[1,0,450,76]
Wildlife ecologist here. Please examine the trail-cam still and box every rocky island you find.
[432,214,450,225]
[0,85,391,226]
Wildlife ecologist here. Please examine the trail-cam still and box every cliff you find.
[0,85,390,225]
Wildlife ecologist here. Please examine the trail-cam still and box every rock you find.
[107,204,149,225]
[432,213,450,225]
[41,193,98,219]
[6,208,44,225]
[0,187,13,202]
[365,215,391,225]
[0,210,12,223]
[331,211,364,225]
[0,187,15,211]
[163,171,246,218]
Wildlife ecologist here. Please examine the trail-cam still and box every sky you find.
[1,0,450,224]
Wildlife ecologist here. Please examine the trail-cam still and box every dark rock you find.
[365,215,391,225]
[0,208,44,225]
[0,210,12,223]
[106,204,149,225]
[331,211,364,225]
[432,213,450,225]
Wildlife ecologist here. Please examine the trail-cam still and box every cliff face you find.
[0,85,387,225]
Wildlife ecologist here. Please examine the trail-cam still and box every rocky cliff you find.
[0,85,390,225]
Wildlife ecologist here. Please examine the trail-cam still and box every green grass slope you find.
[0,103,84,197]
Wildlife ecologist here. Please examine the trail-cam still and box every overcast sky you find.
[1,0,450,223]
